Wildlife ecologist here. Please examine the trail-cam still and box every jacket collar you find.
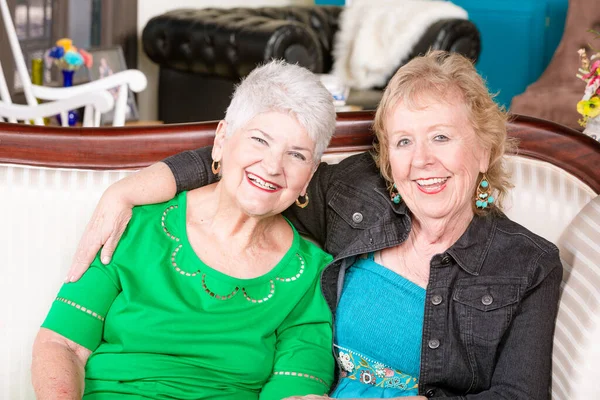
[446,213,497,276]
[373,184,410,216]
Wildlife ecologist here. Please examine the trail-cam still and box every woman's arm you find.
[259,264,336,400]
[37,247,122,396]
[67,147,341,281]
[31,328,91,400]
[67,161,178,281]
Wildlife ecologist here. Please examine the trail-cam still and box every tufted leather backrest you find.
[142,6,342,80]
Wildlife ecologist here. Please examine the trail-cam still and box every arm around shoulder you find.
[67,161,178,280]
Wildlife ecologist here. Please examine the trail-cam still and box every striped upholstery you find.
[504,156,596,244]
[553,197,600,399]
[0,164,133,400]
[0,151,597,399]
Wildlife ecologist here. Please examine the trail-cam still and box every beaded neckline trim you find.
[162,205,304,303]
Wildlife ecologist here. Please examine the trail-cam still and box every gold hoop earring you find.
[211,160,221,175]
[295,193,309,208]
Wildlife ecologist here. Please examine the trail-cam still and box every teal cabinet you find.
[451,0,567,107]
[543,0,569,66]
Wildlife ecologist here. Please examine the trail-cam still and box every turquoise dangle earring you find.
[475,174,495,209]
[390,183,401,204]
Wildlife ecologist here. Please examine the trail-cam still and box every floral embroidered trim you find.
[335,345,418,390]
[56,297,105,321]
[162,205,306,303]
[161,205,180,242]
[273,371,327,386]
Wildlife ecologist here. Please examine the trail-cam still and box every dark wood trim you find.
[1,113,599,193]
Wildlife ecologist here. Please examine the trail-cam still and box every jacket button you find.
[482,294,494,306]
[352,212,363,223]
[441,255,451,265]
[426,388,435,397]
[428,339,440,349]
[431,294,442,305]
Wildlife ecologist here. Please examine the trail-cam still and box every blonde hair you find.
[373,50,517,214]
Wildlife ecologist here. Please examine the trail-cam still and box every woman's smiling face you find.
[213,111,316,218]
[386,98,490,223]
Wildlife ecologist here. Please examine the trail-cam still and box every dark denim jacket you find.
[165,149,562,400]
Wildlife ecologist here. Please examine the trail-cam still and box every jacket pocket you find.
[453,277,524,343]
[325,182,386,253]
[328,182,385,229]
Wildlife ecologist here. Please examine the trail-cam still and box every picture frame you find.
[86,46,139,125]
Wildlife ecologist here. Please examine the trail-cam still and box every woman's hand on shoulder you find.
[66,186,133,282]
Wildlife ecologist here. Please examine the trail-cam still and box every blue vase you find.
[60,69,78,126]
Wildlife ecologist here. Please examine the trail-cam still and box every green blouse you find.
[42,192,335,400]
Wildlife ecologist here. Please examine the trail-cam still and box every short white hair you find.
[224,60,336,163]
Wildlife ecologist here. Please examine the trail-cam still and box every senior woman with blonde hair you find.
[65,51,562,399]
[31,60,338,400]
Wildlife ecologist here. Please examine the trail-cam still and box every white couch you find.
[1,114,598,399]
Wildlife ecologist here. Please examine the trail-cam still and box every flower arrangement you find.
[46,38,93,71]
[576,30,600,128]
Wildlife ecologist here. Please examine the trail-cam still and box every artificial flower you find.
[577,44,600,127]
[583,60,600,80]
[583,79,600,100]
[64,51,84,67]
[45,38,93,71]
[56,38,73,52]
[78,49,93,68]
[576,97,600,119]
[48,46,64,60]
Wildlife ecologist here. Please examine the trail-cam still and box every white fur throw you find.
[333,0,468,89]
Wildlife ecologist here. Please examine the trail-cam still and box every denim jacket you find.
[165,149,562,400]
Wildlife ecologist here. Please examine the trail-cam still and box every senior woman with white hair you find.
[31,61,337,400]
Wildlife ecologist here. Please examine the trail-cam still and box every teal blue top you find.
[331,253,426,398]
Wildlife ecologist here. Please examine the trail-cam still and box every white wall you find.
[137,0,312,121]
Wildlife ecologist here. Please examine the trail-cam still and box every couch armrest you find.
[409,18,481,63]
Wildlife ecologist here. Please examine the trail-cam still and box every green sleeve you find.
[259,273,335,400]
[41,254,121,351]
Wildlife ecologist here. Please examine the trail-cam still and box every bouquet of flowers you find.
[576,30,600,129]
[46,38,93,71]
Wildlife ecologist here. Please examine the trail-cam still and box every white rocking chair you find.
[0,0,147,127]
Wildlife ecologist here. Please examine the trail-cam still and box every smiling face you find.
[212,111,316,218]
[386,97,490,223]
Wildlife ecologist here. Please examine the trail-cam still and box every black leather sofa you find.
[142,6,480,123]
